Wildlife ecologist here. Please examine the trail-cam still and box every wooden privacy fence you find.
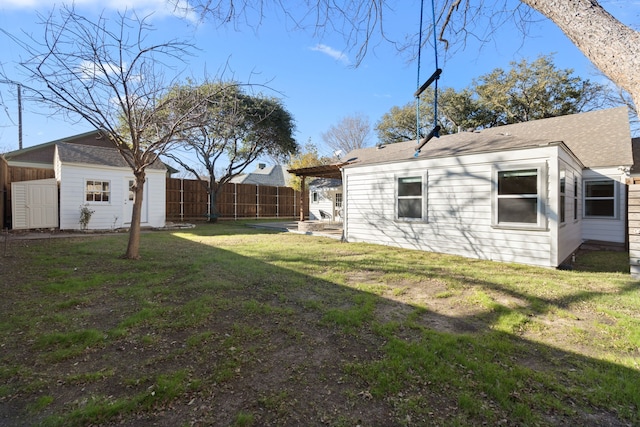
[166,177,308,222]
[629,182,640,278]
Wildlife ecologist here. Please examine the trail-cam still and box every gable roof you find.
[230,164,290,186]
[309,177,342,188]
[3,129,112,167]
[342,107,633,169]
[56,142,166,170]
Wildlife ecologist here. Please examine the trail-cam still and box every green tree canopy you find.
[375,55,608,145]
[473,54,605,124]
[286,142,332,192]
[163,81,298,219]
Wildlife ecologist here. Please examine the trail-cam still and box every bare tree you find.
[321,113,371,156]
[184,1,640,112]
[2,6,212,259]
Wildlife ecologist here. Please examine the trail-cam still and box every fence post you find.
[180,178,184,222]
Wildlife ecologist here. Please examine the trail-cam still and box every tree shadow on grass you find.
[1,226,639,427]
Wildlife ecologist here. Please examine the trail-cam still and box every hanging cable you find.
[415,0,425,144]
[414,0,442,157]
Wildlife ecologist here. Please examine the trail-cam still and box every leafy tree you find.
[286,142,331,192]
[375,56,607,144]
[375,87,489,144]
[162,81,297,220]
[473,54,605,124]
[321,113,372,156]
[375,102,422,145]
[2,6,212,259]
[439,87,497,131]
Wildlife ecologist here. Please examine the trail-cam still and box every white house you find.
[230,163,291,187]
[308,178,343,222]
[325,107,632,268]
[4,130,166,231]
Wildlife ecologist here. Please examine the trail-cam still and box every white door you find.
[11,179,58,230]
[123,178,148,225]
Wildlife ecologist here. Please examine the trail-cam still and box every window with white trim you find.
[573,176,578,221]
[85,180,110,203]
[335,193,343,208]
[559,170,566,224]
[396,175,425,220]
[584,179,616,218]
[493,165,545,228]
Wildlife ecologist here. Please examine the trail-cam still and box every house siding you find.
[581,167,628,244]
[555,153,584,265]
[309,187,340,221]
[343,146,576,268]
[56,161,165,230]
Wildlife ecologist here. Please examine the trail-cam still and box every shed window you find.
[86,180,110,203]
[584,179,616,218]
[397,176,424,220]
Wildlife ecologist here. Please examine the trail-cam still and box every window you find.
[127,180,135,202]
[86,180,110,203]
[397,176,424,220]
[584,179,616,218]
[494,167,545,227]
[312,191,318,203]
[335,193,342,208]
[573,176,578,221]
[559,170,566,224]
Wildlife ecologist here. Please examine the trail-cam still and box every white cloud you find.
[77,60,122,80]
[1,0,199,24]
[310,44,350,65]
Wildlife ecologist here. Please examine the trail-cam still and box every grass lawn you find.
[0,222,638,426]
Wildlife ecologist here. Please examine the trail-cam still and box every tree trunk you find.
[522,0,640,110]
[208,177,219,223]
[124,171,145,259]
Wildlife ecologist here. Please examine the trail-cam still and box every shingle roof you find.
[56,142,166,170]
[3,129,111,166]
[342,107,633,169]
[309,178,342,188]
[230,165,290,186]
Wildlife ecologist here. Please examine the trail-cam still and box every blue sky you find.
[0,0,638,165]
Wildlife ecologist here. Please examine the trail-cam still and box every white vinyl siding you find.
[581,168,627,243]
[309,186,341,221]
[344,146,566,267]
[56,161,165,230]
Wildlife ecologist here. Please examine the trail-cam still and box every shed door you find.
[123,178,148,225]
[11,179,58,230]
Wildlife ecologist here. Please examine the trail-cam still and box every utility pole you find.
[0,80,22,149]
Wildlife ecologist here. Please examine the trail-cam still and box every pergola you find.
[287,163,346,221]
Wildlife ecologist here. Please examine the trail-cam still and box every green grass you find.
[1,222,638,426]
